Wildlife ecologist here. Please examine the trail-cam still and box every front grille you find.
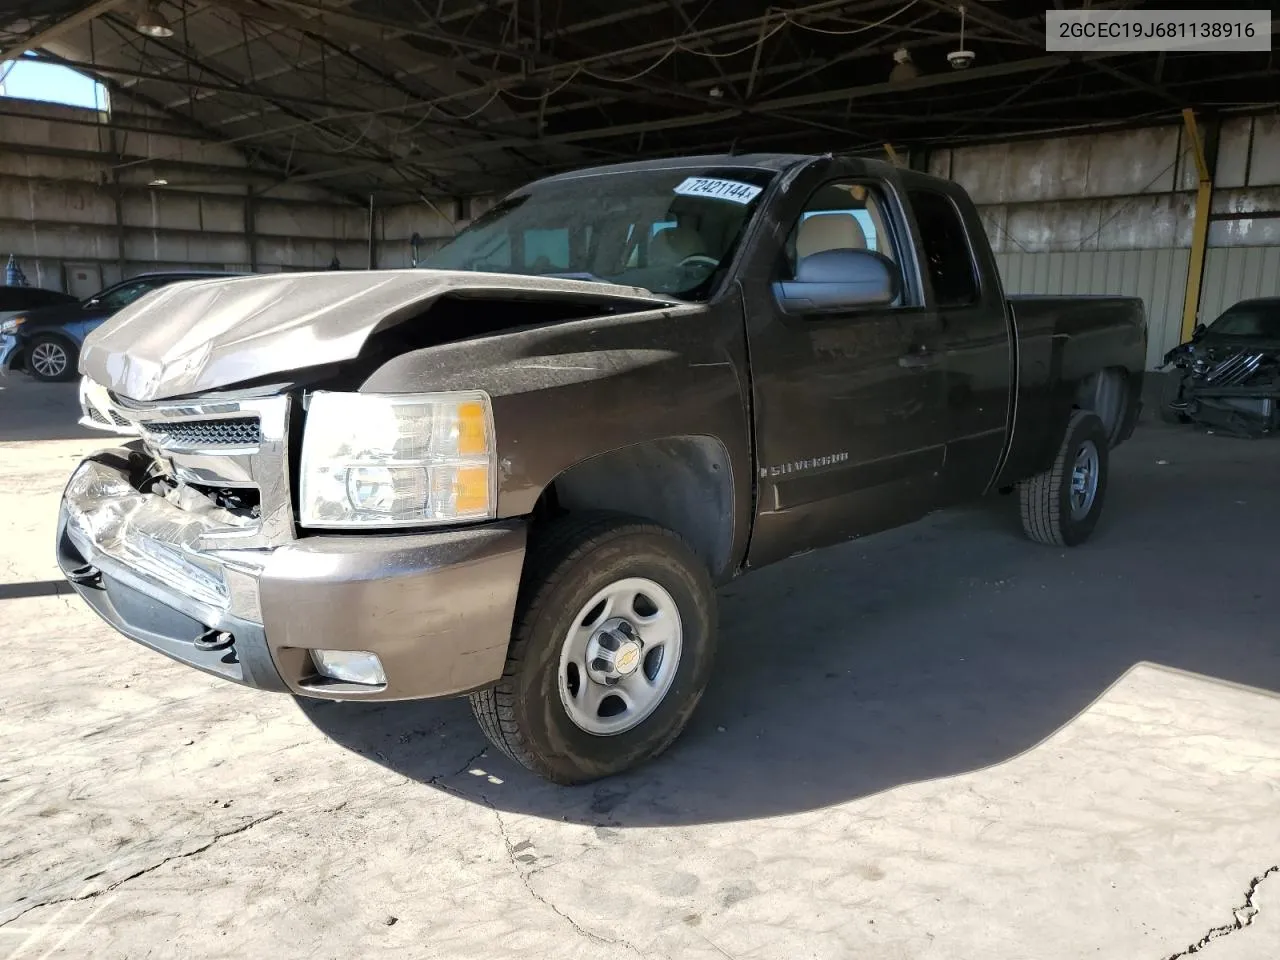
[141,416,262,448]
[1204,351,1264,386]
[91,389,292,547]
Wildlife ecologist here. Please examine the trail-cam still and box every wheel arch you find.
[1073,366,1136,447]
[535,435,737,583]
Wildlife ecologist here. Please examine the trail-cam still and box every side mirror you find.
[772,248,901,316]
[1193,322,1206,338]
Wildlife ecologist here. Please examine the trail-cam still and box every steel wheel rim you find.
[31,342,67,378]
[557,576,684,737]
[1069,439,1099,520]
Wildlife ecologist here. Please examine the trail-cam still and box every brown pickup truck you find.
[58,153,1145,783]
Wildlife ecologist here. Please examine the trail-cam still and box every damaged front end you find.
[1161,338,1280,437]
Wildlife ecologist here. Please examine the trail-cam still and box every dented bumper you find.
[58,449,527,700]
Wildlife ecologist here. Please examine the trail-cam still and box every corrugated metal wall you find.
[952,114,1280,369]
[0,98,480,287]
[1199,246,1280,322]
[995,245,1280,368]
[995,249,1190,369]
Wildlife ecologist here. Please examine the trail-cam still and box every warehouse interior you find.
[3,2,1280,958]
[3,0,1279,361]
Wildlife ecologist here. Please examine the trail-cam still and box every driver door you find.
[743,171,949,569]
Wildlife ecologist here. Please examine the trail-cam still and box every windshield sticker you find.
[673,177,763,204]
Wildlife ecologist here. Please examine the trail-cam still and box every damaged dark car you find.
[1161,297,1280,436]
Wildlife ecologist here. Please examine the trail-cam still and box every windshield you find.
[420,167,776,300]
[1207,304,1280,337]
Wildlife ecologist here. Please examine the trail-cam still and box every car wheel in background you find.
[27,336,77,382]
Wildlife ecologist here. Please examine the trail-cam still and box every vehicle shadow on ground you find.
[300,424,1280,827]
[0,379,99,442]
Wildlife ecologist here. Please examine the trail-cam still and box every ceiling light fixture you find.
[947,4,975,70]
[136,3,174,39]
[889,47,919,82]
[148,178,168,186]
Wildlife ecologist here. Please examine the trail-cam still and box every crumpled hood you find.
[79,269,673,401]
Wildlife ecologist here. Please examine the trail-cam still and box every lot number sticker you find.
[674,177,763,204]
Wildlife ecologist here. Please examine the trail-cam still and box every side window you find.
[95,280,158,311]
[785,181,900,279]
[908,190,979,309]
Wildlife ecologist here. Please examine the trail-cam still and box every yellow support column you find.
[1181,108,1213,343]
[884,143,904,167]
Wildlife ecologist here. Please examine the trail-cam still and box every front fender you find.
[359,297,756,572]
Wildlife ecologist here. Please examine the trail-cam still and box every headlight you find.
[299,390,496,528]
[0,315,26,335]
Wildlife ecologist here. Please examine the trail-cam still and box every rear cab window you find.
[907,189,980,310]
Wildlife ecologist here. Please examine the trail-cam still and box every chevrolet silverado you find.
[57,153,1145,783]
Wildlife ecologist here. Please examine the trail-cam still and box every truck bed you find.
[995,295,1147,488]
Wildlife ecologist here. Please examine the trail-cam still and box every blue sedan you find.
[0,271,243,382]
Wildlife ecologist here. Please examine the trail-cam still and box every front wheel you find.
[27,335,77,382]
[469,513,717,784]
[1018,410,1110,547]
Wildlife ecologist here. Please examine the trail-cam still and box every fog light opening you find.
[311,649,387,686]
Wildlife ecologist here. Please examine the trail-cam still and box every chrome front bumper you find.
[58,449,527,700]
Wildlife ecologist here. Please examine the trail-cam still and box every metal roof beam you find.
[920,0,1182,107]
[231,0,873,141]
[98,11,460,192]
[0,0,127,63]
[404,51,1129,165]
[32,47,361,204]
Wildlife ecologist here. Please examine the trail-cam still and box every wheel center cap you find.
[586,618,644,684]
[613,640,642,676]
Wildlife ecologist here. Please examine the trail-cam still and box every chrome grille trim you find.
[1205,351,1263,386]
[139,416,262,449]
[83,384,295,549]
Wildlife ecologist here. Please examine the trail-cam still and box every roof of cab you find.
[524,152,949,192]
[530,153,816,186]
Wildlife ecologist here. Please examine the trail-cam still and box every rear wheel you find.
[469,513,717,784]
[27,335,77,382]
[1018,410,1110,547]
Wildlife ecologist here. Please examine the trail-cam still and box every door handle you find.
[898,349,938,369]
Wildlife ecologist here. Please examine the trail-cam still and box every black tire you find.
[469,512,717,784]
[1018,410,1110,547]
[26,334,77,382]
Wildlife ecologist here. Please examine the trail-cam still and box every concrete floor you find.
[2,372,1279,960]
